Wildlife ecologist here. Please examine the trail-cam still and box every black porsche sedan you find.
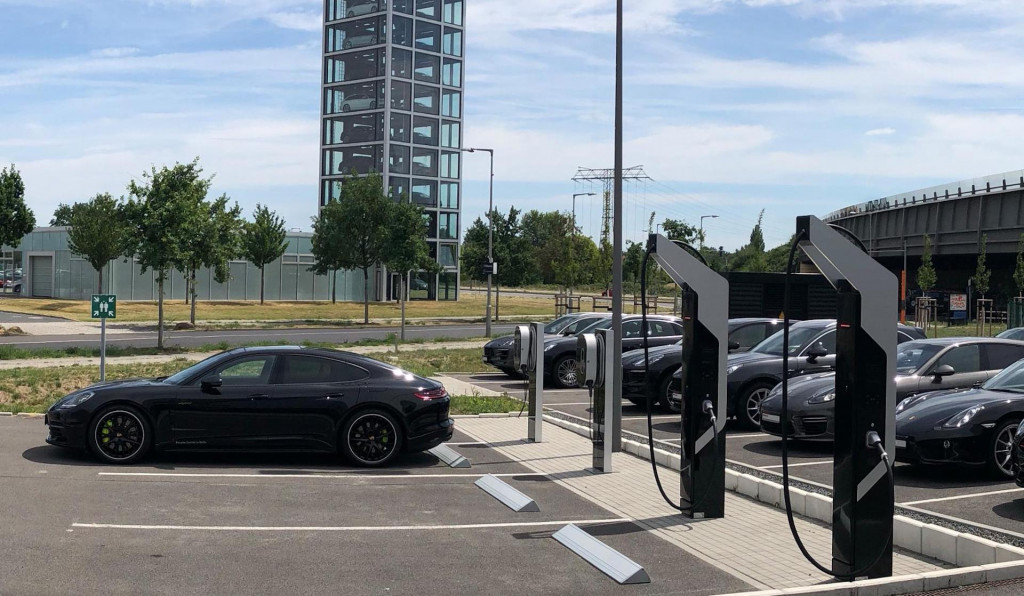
[44,346,453,467]
[621,318,789,410]
[897,358,1024,478]
[668,319,926,429]
[760,338,1024,441]
[482,312,610,376]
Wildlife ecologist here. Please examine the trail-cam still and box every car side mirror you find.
[806,346,828,362]
[201,375,223,390]
[932,364,955,380]
[728,340,741,351]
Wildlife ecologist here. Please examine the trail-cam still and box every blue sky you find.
[3,1,1024,251]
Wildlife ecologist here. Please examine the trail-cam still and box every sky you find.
[3,0,1024,251]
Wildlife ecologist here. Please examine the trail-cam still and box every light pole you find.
[570,192,596,296]
[462,147,495,337]
[699,214,718,249]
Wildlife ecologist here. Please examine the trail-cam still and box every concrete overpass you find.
[824,169,1024,305]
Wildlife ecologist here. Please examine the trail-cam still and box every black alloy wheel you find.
[342,409,402,467]
[89,406,151,464]
[989,420,1021,478]
[553,356,578,389]
[659,374,680,413]
[739,381,774,430]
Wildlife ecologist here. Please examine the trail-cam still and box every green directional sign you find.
[92,294,117,319]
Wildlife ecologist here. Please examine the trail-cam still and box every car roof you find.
[903,337,1024,346]
[729,318,786,324]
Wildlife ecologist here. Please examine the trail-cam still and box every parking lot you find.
[449,372,1024,544]
[2,415,749,595]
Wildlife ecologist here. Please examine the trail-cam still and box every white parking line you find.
[72,518,631,532]
[900,488,1024,506]
[98,472,549,480]
[730,433,769,439]
[759,460,832,470]
[444,441,488,446]
[655,438,682,443]
[622,415,679,421]
[543,402,592,406]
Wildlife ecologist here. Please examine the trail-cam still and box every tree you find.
[50,203,74,227]
[0,164,35,250]
[310,204,347,304]
[66,193,133,293]
[1012,234,1024,299]
[243,204,289,305]
[460,207,534,287]
[661,218,700,245]
[177,195,243,324]
[917,235,936,294]
[382,199,440,340]
[332,173,392,323]
[973,233,991,298]
[732,210,768,272]
[125,158,213,349]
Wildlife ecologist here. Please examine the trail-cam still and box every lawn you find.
[0,294,555,324]
[908,320,1009,339]
[0,348,494,413]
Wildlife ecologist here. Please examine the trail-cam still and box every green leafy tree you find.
[460,207,534,288]
[0,164,36,250]
[125,158,213,349]
[332,173,392,323]
[243,204,289,305]
[50,203,74,227]
[917,235,936,294]
[1014,234,1024,298]
[383,198,440,339]
[661,218,700,245]
[732,210,768,272]
[66,193,133,293]
[178,195,243,324]
[310,204,347,304]
[974,233,991,298]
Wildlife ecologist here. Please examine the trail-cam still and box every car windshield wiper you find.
[985,387,1024,394]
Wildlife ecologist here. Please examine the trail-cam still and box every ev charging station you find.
[577,328,615,472]
[647,233,728,519]
[792,215,897,578]
[513,323,545,442]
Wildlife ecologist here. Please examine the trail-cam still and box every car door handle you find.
[249,393,269,400]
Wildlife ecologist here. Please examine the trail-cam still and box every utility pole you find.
[699,214,718,250]
[612,0,624,452]
[463,147,494,337]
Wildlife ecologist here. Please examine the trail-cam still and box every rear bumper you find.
[406,418,454,453]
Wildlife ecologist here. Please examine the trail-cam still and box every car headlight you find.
[806,391,835,405]
[943,405,984,429]
[896,395,927,414]
[726,364,741,375]
[59,391,95,409]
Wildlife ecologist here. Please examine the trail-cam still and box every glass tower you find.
[321,0,464,301]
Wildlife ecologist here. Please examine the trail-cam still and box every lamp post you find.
[462,147,495,337]
[570,192,596,296]
[699,214,718,249]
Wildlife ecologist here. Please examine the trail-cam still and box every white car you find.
[342,93,376,112]
[346,1,379,18]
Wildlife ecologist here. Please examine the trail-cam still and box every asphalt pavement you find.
[0,322,517,350]
[2,415,748,595]
[0,310,67,324]
[449,371,1024,544]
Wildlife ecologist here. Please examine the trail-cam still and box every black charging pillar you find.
[649,233,727,520]
[796,216,895,579]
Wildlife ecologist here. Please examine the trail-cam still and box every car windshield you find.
[578,317,614,333]
[983,360,1024,392]
[895,342,944,374]
[752,325,825,356]
[997,328,1024,341]
[544,315,575,334]
[162,352,235,385]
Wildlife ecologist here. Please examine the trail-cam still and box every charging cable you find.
[779,231,895,580]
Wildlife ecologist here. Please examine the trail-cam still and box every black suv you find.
[482,312,610,377]
[668,319,926,429]
[543,315,684,388]
[622,318,789,410]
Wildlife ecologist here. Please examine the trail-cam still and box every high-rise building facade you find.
[321,0,464,301]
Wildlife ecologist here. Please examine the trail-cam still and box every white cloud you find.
[90,47,140,58]
[866,127,895,136]
[265,10,321,31]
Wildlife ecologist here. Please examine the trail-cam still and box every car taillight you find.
[414,387,448,401]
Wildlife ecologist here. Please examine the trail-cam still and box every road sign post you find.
[92,295,117,381]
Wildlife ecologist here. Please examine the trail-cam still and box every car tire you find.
[658,374,679,413]
[552,355,578,389]
[88,405,152,465]
[343,39,352,49]
[737,381,774,430]
[988,419,1020,479]
[342,104,351,112]
[341,408,403,467]
[347,10,355,18]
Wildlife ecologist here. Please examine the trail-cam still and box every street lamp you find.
[462,147,495,337]
[569,192,596,296]
[699,214,718,249]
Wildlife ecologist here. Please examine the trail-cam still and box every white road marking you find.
[655,438,682,443]
[543,402,593,406]
[730,433,769,438]
[622,415,679,421]
[900,488,1024,506]
[72,518,632,532]
[98,471,549,480]
[444,442,488,446]
[759,460,832,470]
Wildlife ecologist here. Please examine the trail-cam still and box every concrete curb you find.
[432,375,504,398]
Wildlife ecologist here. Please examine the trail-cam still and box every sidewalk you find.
[456,416,945,591]
[0,339,489,370]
